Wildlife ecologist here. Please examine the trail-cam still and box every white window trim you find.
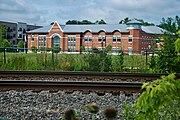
[84,35,92,42]
[117,35,121,43]
[50,33,61,38]
[38,35,46,48]
[128,35,133,43]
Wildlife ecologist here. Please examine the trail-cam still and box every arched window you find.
[53,36,60,47]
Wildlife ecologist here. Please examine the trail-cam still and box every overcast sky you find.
[0,0,179,25]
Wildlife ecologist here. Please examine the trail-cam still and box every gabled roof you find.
[142,26,164,34]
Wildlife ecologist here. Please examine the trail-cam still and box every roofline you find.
[48,21,64,32]
[0,21,17,24]
[27,31,49,34]
[63,31,129,34]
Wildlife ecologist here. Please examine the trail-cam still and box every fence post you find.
[25,48,27,54]
[145,50,148,65]
[3,47,6,64]
[52,49,54,69]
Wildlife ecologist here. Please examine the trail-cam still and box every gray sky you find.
[0,0,179,25]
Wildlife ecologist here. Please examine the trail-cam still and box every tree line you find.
[66,19,106,25]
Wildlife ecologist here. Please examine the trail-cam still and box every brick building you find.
[27,20,163,54]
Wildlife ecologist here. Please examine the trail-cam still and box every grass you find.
[0,52,151,72]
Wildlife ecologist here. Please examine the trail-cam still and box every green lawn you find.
[0,52,151,72]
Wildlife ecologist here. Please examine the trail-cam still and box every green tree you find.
[106,45,112,52]
[81,20,94,24]
[66,20,79,24]
[150,16,180,73]
[0,24,13,48]
[175,30,180,53]
[96,19,107,24]
[0,24,6,41]
[156,34,177,73]
[159,16,180,36]
[99,53,112,72]
[31,46,37,53]
[66,20,95,25]
[54,46,61,53]
[112,53,124,72]
[80,45,85,54]
[133,74,180,120]
[17,40,24,48]
[119,17,131,24]
[135,18,155,26]
[0,39,13,48]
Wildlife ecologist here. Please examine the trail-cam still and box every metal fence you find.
[0,48,174,72]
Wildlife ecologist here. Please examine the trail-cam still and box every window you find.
[117,36,121,42]
[31,36,34,41]
[19,28,22,31]
[13,27,16,31]
[38,36,46,48]
[18,34,22,38]
[112,47,116,53]
[7,27,10,32]
[53,36,60,47]
[68,36,76,52]
[156,38,160,43]
[85,47,92,52]
[113,36,116,42]
[128,35,132,43]
[84,36,88,42]
[102,36,106,41]
[98,35,106,42]
[89,36,92,42]
[98,36,102,42]
[84,36,92,42]
[113,36,121,42]
[112,47,121,53]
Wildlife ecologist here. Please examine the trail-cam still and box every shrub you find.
[87,103,99,114]
[104,106,118,120]
[87,103,99,120]
[133,73,180,119]
[64,108,78,120]
[54,46,61,53]
[17,40,24,48]
[31,46,37,53]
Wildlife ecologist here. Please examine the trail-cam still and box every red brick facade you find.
[28,22,162,54]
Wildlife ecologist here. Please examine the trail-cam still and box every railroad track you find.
[1,71,179,82]
[0,80,142,93]
[0,71,179,93]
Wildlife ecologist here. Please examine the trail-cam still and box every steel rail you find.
[1,70,178,77]
[0,80,143,93]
